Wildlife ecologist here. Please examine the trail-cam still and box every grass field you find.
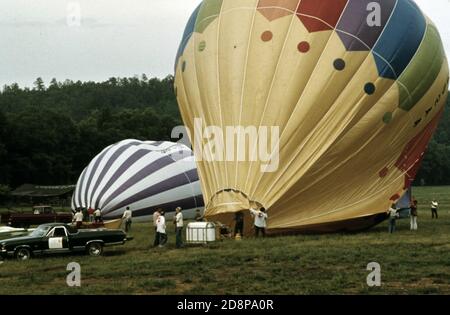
[0,186,449,295]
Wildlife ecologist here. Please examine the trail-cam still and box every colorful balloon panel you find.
[72,140,204,221]
[174,0,449,233]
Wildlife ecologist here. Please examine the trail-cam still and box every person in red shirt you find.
[87,208,95,222]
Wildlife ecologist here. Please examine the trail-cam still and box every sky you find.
[1,0,449,88]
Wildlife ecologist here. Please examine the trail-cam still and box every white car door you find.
[46,227,69,251]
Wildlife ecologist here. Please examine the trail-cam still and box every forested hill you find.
[0,76,449,190]
[0,76,180,121]
[0,76,181,188]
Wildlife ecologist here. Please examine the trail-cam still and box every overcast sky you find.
[1,0,449,88]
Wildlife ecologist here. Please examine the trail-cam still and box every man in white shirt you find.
[73,210,84,228]
[153,209,161,247]
[174,207,184,248]
[94,209,102,223]
[387,204,399,234]
[431,200,439,219]
[122,207,132,233]
[156,210,167,247]
[249,207,268,237]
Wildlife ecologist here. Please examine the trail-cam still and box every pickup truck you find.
[7,206,72,228]
[0,223,128,261]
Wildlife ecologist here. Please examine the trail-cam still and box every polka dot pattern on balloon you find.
[333,58,346,71]
[297,41,310,53]
[261,31,273,42]
[364,83,376,95]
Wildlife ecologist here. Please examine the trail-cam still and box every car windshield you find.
[29,226,52,237]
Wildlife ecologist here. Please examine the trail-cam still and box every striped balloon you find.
[72,140,204,221]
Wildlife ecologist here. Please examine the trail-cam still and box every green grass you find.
[0,186,449,295]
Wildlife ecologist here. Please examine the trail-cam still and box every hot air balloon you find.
[72,140,204,221]
[174,0,449,234]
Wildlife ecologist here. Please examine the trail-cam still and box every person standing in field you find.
[153,209,161,247]
[410,200,418,231]
[174,207,184,248]
[431,199,439,219]
[234,211,244,238]
[73,209,84,229]
[153,209,161,229]
[156,210,167,247]
[82,208,88,222]
[88,207,95,222]
[94,208,103,223]
[122,207,132,233]
[249,207,268,237]
[388,204,399,234]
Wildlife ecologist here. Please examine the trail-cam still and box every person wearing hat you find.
[174,207,184,248]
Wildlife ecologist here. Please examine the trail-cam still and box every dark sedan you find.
[0,223,129,261]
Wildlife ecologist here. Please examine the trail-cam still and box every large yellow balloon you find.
[174,0,449,234]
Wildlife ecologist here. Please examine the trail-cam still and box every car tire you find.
[87,242,103,257]
[15,248,31,261]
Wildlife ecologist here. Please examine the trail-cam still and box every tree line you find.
[0,75,449,196]
[0,75,181,191]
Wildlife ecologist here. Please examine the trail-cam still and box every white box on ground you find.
[186,222,216,244]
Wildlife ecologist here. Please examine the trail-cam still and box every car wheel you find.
[87,243,103,257]
[15,248,31,261]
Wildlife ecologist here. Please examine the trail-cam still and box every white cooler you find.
[186,222,216,244]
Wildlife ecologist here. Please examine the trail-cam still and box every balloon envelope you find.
[72,140,204,221]
[175,0,449,233]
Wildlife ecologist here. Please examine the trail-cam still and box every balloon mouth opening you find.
[206,189,263,215]
[204,189,264,237]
